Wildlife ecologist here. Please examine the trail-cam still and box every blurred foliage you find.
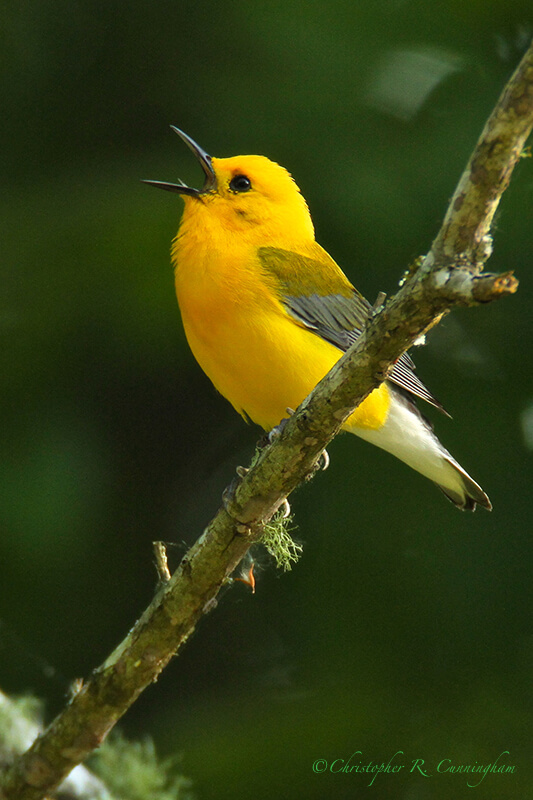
[91,731,194,800]
[0,691,193,800]
[1,1,533,798]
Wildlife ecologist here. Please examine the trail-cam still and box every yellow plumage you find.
[145,128,491,511]
[173,189,390,432]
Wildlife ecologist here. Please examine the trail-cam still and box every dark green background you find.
[1,2,532,798]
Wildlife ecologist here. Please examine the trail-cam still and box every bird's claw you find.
[318,448,330,471]
[279,498,291,518]
[267,408,295,443]
[222,474,241,511]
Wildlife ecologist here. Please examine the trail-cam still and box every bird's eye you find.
[229,174,252,193]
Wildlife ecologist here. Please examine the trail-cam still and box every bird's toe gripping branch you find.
[267,407,296,444]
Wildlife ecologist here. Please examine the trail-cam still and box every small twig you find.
[153,542,171,584]
[371,291,387,313]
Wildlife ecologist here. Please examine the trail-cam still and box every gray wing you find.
[286,292,449,415]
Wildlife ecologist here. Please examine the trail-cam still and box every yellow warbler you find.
[145,128,491,511]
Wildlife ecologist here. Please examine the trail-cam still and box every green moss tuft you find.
[90,731,194,800]
[261,510,302,571]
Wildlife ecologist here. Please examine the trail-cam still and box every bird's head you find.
[144,128,315,246]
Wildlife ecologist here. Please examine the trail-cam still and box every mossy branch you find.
[2,39,532,800]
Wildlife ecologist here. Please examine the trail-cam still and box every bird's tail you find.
[348,389,492,511]
[436,456,492,511]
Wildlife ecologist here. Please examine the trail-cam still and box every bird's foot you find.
[267,408,295,444]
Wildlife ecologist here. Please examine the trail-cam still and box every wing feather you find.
[258,246,448,415]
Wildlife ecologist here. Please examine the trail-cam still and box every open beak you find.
[142,127,217,195]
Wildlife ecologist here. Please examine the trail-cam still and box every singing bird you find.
[145,128,491,511]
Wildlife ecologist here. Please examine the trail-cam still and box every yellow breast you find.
[174,235,390,432]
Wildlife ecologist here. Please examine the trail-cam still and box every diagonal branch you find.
[2,39,532,800]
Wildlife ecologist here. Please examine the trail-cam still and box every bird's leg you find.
[266,407,330,472]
